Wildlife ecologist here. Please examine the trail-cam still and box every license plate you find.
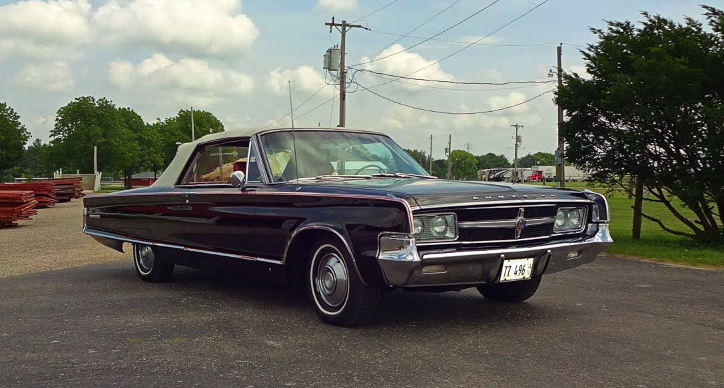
[499,258,534,282]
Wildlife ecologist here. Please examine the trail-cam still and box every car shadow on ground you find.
[99,262,577,329]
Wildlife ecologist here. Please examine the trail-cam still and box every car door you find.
[178,139,260,258]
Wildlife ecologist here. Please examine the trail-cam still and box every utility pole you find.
[556,44,565,187]
[325,18,365,128]
[464,143,472,153]
[446,134,452,180]
[511,124,523,183]
[190,106,195,141]
[428,135,434,173]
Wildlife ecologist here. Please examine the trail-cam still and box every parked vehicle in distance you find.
[83,128,613,326]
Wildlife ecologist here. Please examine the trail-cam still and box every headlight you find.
[553,207,587,233]
[412,214,456,241]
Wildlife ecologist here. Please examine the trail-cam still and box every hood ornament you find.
[514,208,526,239]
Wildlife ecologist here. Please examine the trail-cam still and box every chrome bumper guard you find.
[377,224,613,287]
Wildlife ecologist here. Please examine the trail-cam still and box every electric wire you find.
[368,77,555,91]
[362,0,462,62]
[265,84,329,128]
[279,94,337,127]
[363,0,552,90]
[367,28,578,47]
[352,67,553,85]
[352,0,501,66]
[352,0,402,23]
[356,83,554,115]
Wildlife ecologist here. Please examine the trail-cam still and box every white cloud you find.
[35,116,49,125]
[108,54,254,107]
[93,0,259,57]
[266,66,332,96]
[17,62,74,91]
[358,44,454,90]
[488,91,532,113]
[317,0,358,12]
[0,0,92,61]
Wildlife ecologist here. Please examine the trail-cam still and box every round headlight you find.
[429,216,449,237]
[413,218,424,236]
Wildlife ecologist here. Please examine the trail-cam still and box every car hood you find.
[300,178,588,208]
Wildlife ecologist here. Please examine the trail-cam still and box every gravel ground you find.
[0,198,129,278]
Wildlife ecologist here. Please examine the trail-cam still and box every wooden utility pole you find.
[325,18,365,127]
[190,106,195,141]
[446,135,452,180]
[555,44,565,187]
[429,135,434,173]
[511,124,523,183]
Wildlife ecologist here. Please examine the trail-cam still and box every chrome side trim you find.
[83,228,283,264]
[458,216,555,229]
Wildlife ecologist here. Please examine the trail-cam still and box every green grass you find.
[528,181,723,267]
[96,186,127,193]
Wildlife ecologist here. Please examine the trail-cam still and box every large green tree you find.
[158,109,224,167]
[50,96,137,174]
[404,149,429,171]
[556,6,724,243]
[477,153,511,170]
[0,102,30,179]
[450,150,478,180]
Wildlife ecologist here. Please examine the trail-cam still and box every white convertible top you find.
[152,127,378,187]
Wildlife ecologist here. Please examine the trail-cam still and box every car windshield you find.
[259,130,430,182]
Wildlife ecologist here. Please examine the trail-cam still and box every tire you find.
[307,237,381,326]
[133,243,174,283]
[476,276,542,303]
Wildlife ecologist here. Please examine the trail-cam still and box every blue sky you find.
[0,0,708,163]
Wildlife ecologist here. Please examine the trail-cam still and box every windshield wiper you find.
[370,173,437,179]
[294,175,372,182]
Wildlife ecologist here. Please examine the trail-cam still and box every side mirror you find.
[230,170,246,190]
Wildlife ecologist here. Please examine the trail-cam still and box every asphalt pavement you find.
[0,253,722,387]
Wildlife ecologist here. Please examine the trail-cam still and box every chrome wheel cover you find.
[135,245,154,274]
[315,252,349,309]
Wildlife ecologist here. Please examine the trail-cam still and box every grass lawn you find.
[96,186,127,193]
[528,181,723,268]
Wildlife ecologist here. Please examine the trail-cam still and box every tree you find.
[450,150,478,180]
[0,102,30,179]
[50,96,138,175]
[20,138,53,178]
[518,154,537,168]
[532,152,555,166]
[158,109,224,167]
[404,149,429,170]
[477,153,511,170]
[556,6,724,244]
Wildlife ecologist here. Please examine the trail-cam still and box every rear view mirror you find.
[230,171,246,190]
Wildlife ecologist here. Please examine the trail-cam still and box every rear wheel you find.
[307,237,381,326]
[133,244,174,283]
[477,276,542,303]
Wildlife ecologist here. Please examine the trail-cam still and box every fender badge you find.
[472,196,479,200]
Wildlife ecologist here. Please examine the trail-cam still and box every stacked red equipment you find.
[0,191,38,227]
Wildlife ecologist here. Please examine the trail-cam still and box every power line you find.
[352,0,501,66]
[362,0,462,61]
[280,94,338,127]
[265,84,329,128]
[367,29,580,47]
[356,83,554,115]
[352,67,553,85]
[364,0,553,90]
[352,0,402,23]
[361,75,555,91]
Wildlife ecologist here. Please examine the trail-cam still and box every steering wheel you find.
[352,164,385,175]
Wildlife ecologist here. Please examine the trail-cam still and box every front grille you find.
[416,204,587,245]
[455,205,557,222]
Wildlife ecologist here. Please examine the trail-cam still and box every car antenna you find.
[288,80,299,185]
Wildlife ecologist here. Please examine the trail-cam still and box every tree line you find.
[0,97,224,187]
[404,148,555,180]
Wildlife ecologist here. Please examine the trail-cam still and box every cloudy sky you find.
[0,0,703,160]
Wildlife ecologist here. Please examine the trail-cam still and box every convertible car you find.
[83,128,612,326]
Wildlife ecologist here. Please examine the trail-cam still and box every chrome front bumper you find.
[376,224,613,288]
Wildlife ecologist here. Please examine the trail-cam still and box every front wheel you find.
[476,276,542,303]
[133,244,174,283]
[307,237,381,326]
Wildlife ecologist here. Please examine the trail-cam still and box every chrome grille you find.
[454,204,558,243]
